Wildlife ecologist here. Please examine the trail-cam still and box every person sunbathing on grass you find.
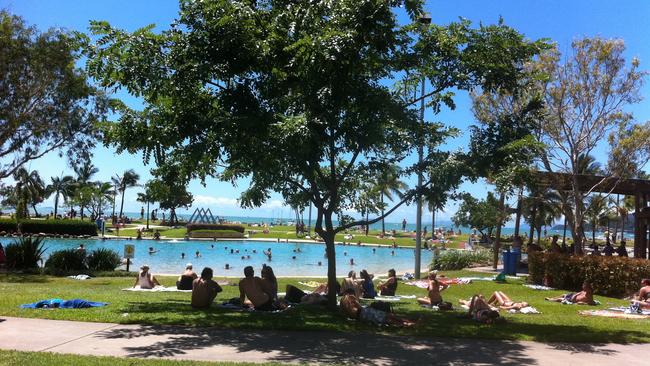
[417,271,452,309]
[486,291,529,310]
[631,279,650,309]
[459,295,500,323]
[339,289,416,327]
[545,281,595,305]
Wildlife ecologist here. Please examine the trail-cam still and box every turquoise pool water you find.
[0,238,433,277]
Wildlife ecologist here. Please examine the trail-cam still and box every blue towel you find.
[20,298,108,309]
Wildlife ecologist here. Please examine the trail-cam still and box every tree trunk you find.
[118,187,126,219]
[536,226,541,244]
[146,201,150,230]
[562,217,568,247]
[80,204,84,221]
[570,176,585,255]
[431,208,435,238]
[613,194,620,243]
[493,192,506,270]
[316,208,338,310]
[54,193,59,218]
[381,194,385,235]
[111,190,116,219]
[514,187,523,237]
[592,221,596,246]
[365,209,369,236]
[528,204,537,245]
[32,203,39,217]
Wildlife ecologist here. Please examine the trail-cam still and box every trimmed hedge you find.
[19,219,97,236]
[189,229,245,238]
[0,219,17,232]
[528,252,650,297]
[430,249,492,270]
[186,223,245,234]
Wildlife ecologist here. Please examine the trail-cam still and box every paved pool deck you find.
[0,316,648,365]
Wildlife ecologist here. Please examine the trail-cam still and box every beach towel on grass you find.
[405,278,471,289]
[523,284,555,291]
[360,295,416,302]
[561,299,601,305]
[608,306,650,315]
[122,286,192,292]
[508,306,541,314]
[579,310,650,319]
[216,302,292,313]
[67,274,92,280]
[21,299,108,309]
[298,281,322,288]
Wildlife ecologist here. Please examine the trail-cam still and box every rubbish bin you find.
[508,250,518,275]
[502,250,513,275]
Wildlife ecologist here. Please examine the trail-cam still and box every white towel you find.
[122,286,192,292]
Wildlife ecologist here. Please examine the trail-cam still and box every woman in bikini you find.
[459,294,500,323]
[545,281,595,305]
[487,291,529,310]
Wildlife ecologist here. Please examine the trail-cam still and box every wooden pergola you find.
[534,171,650,258]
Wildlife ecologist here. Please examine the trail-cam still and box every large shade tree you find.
[536,38,646,254]
[86,0,545,307]
[0,11,109,179]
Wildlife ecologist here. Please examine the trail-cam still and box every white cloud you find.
[193,195,239,206]
[262,200,284,209]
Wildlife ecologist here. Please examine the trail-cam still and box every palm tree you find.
[585,194,609,245]
[73,162,99,220]
[523,186,562,244]
[45,175,75,218]
[374,165,406,234]
[137,188,155,230]
[114,170,140,219]
[94,182,115,218]
[13,168,45,218]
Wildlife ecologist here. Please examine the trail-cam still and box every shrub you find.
[528,252,650,297]
[44,249,87,274]
[19,219,97,236]
[4,236,47,269]
[0,218,17,232]
[189,229,245,238]
[186,223,245,233]
[430,249,492,271]
[87,248,122,271]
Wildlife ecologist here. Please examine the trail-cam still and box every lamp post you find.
[414,12,431,279]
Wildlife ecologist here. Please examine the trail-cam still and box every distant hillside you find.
[551,213,635,232]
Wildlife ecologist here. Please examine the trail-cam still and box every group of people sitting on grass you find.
[134,263,642,326]
[339,269,398,299]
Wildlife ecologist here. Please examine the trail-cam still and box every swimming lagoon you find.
[0,237,433,277]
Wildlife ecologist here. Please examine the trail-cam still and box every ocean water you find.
[0,237,433,277]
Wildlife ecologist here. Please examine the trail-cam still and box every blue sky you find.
[2,0,649,223]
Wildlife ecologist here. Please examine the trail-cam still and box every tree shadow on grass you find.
[96,323,537,365]
[102,300,650,364]
[0,273,49,283]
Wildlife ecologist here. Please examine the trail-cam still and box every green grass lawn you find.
[1,272,647,344]
[0,350,284,366]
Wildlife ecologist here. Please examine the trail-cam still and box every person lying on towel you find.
[545,281,595,305]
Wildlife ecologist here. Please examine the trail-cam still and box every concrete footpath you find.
[1,316,649,365]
